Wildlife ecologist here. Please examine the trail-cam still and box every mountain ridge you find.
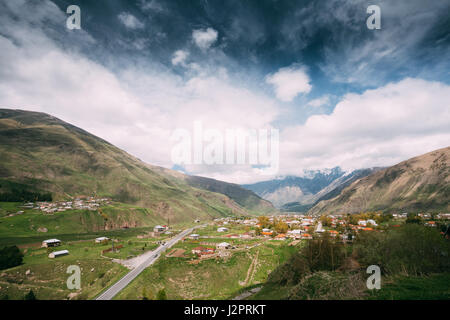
[308,146,450,215]
[0,108,276,223]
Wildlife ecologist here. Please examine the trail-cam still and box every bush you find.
[267,252,310,286]
[156,288,167,300]
[288,271,366,300]
[354,224,450,275]
[0,245,23,270]
[304,234,345,271]
[24,290,36,300]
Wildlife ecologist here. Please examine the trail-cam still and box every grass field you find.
[367,273,450,300]
[0,204,194,300]
[115,237,299,300]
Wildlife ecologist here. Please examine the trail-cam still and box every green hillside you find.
[309,146,450,215]
[0,109,274,226]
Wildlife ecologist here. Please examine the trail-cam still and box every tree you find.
[0,245,23,270]
[141,287,153,300]
[24,290,36,300]
[406,214,422,224]
[274,220,288,234]
[257,216,271,228]
[156,288,167,300]
[319,215,332,227]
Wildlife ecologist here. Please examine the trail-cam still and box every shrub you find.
[156,288,167,300]
[0,245,23,270]
[304,234,345,271]
[24,290,36,300]
[354,224,450,275]
[288,271,366,300]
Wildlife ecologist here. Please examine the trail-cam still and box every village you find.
[22,196,112,214]
[160,211,450,263]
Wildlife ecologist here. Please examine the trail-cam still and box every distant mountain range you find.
[308,146,450,215]
[242,167,381,212]
[0,109,276,224]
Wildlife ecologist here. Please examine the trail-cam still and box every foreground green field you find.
[0,221,185,300]
[115,237,299,300]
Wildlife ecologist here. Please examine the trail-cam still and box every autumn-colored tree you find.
[319,215,332,227]
[257,216,271,228]
[274,220,288,234]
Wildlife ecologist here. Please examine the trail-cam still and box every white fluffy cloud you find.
[118,12,144,29]
[307,95,330,108]
[279,78,450,175]
[0,6,278,183]
[192,28,218,50]
[171,50,189,66]
[266,65,312,102]
[0,1,448,185]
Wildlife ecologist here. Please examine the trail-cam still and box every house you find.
[261,231,273,236]
[192,247,216,256]
[262,228,271,233]
[358,220,367,227]
[302,233,312,240]
[217,227,229,232]
[153,225,166,233]
[192,246,206,255]
[190,234,200,240]
[367,219,378,226]
[274,234,286,240]
[327,230,339,237]
[217,242,231,249]
[226,234,240,239]
[240,233,252,239]
[95,236,109,243]
[48,250,69,258]
[42,239,61,247]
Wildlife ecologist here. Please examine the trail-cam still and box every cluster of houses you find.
[42,235,110,259]
[24,197,111,214]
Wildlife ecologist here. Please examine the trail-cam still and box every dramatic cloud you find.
[118,12,144,29]
[279,78,450,175]
[171,50,189,66]
[0,0,448,184]
[192,28,218,50]
[266,65,312,102]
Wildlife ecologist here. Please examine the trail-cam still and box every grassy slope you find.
[309,146,450,215]
[115,239,297,300]
[0,109,273,227]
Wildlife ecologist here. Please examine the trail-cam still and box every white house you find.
[262,228,271,233]
[190,234,200,240]
[95,236,109,243]
[358,220,367,226]
[217,242,231,249]
[42,239,61,248]
[367,219,378,226]
[48,250,69,258]
[217,227,229,232]
[153,225,166,233]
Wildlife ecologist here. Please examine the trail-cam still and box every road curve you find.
[95,226,199,300]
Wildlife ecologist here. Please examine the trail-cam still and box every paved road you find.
[96,226,200,300]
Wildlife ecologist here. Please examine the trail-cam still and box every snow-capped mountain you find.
[242,167,381,211]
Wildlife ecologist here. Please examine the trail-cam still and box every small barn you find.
[48,250,69,258]
[95,236,110,243]
[42,239,61,248]
[153,225,166,233]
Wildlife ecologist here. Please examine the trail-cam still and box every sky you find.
[0,0,449,184]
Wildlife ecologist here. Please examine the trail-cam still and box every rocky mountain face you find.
[308,147,450,215]
[242,167,378,212]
